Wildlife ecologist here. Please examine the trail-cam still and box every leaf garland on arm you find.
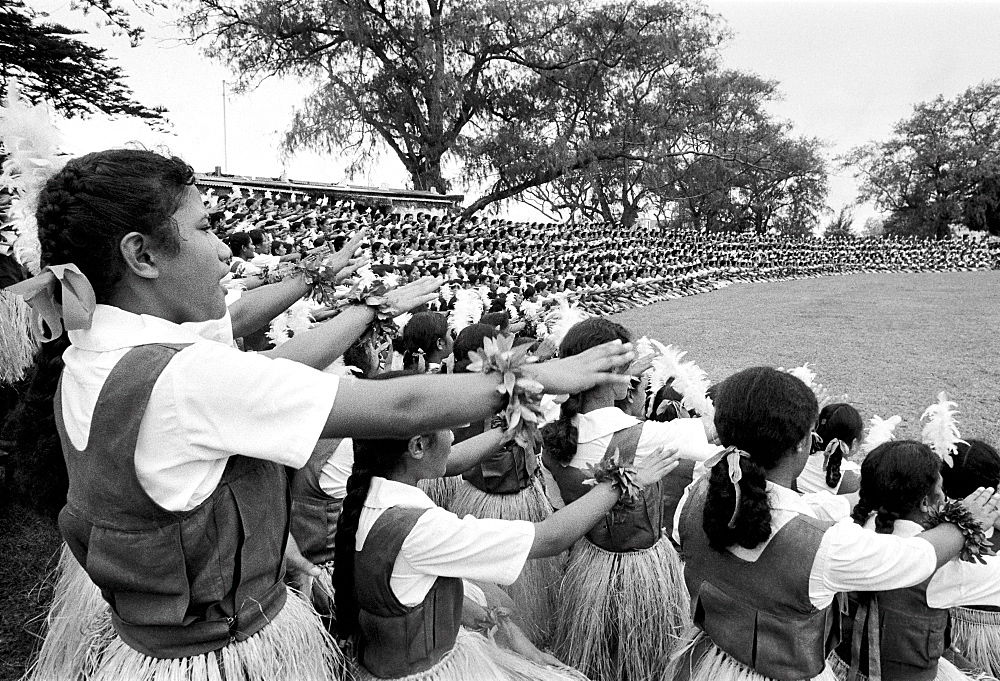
[467,334,546,459]
[921,391,966,468]
[928,499,995,564]
[861,414,902,455]
[581,447,643,508]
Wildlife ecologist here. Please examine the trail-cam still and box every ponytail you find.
[541,394,581,465]
[703,451,772,550]
[813,403,863,490]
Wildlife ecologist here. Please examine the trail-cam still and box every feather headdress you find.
[448,288,483,335]
[784,363,842,410]
[644,338,714,419]
[267,299,319,347]
[921,391,966,467]
[0,85,66,274]
[861,414,902,455]
[545,297,589,348]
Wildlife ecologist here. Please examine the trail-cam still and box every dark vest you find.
[543,423,662,552]
[462,441,538,495]
[837,573,949,681]
[678,478,841,681]
[55,343,289,659]
[355,505,463,678]
[289,438,345,565]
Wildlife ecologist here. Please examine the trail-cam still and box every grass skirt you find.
[0,290,38,385]
[449,478,566,647]
[551,535,690,681]
[669,630,839,681]
[417,475,462,511]
[828,651,986,681]
[951,607,1000,678]
[27,545,345,681]
[354,627,589,681]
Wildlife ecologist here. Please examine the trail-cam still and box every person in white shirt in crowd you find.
[795,403,863,496]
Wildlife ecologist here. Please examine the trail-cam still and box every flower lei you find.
[929,499,996,564]
[466,334,546,459]
[259,254,341,306]
[582,449,643,508]
[471,605,513,642]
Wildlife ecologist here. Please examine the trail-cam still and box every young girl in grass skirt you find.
[541,318,720,681]
[669,368,999,681]
[334,370,682,681]
[941,439,1000,678]
[449,418,564,646]
[832,439,1000,681]
[12,148,637,680]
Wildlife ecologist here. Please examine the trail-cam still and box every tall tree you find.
[843,80,1000,239]
[0,0,165,122]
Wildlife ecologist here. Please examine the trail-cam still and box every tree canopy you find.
[843,80,1000,238]
[183,0,827,230]
[0,0,166,123]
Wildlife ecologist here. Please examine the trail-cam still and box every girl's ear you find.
[407,435,425,460]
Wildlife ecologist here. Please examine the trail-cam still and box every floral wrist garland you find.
[336,276,401,349]
[472,606,513,642]
[259,254,340,306]
[583,450,643,508]
[929,499,996,564]
[467,334,546,459]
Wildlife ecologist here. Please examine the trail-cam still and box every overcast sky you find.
[38,0,1000,224]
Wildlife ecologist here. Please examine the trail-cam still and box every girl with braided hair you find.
[832,440,1000,681]
[670,368,1000,681]
[9,149,638,681]
[540,317,720,681]
[397,311,453,373]
[796,403,863,495]
[334,371,681,681]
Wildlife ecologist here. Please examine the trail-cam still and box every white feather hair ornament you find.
[783,363,841,409]
[921,391,966,467]
[0,84,66,274]
[394,311,412,333]
[504,292,520,322]
[668,350,715,421]
[440,283,455,303]
[519,299,543,322]
[448,288,483,335]
[644,338,685,400]
[861,414,902,455]
[545,297,589,348]
[267,299,319,347]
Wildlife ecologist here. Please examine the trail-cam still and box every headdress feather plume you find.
[545,297,589,348]
[644,338,714,419]
[921,391,966,467]
[448,288,483,335]
[861,414,902,455]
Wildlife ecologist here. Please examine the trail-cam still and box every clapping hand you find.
[634,446,681,488]
[384,276,442,315]
[525,340,635,395]
[961,487,1000,529]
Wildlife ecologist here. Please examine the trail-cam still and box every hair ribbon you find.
[822,437,849,471]
[705,445,750,529]
[5,263,96,341]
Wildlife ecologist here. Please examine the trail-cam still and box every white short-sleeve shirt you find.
[62,304,340,512]
[797,452,861,494]
[570,407,720,469]
[672,480,938,609]
[357,477,535,607]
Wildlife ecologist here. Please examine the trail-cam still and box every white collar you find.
[862,515,924,538]
[766,480,820,517]
[68,304,211,352]
[365,477,436,510]
[573,407,639,442]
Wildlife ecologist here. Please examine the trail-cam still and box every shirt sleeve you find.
[926,555,1000,609]
[163,342,339,469]
[799,492,852,522]
[809,519,938,609]
[400,508,535,586]
[638,418,716,464]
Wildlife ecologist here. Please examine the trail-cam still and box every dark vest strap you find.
[290,439,345,564]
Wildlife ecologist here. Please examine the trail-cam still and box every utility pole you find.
[222,80,229,173]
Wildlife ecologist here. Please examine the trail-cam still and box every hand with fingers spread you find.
[334,255,370,284]
[384,276,442,316]
[961,487,1000,529]
[524,340,636,395]
[634,446,681,488]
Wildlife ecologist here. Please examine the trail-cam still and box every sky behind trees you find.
[38,0,1000,224]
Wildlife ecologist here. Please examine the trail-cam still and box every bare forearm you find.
[446,428,504,476]
[229,275,309,337]
[264,305,375,370]
[323,373,504,439]
[529,482,619,558]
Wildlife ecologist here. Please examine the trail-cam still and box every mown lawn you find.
[614,271,1000,446]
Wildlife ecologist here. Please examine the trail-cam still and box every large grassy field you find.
[1,271,996,679]
[613,271,1000,445]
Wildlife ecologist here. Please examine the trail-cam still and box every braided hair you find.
[332,370,438,639]
[704,367,818,551]
[540,317,630,465]
[36,149,195,302]
[812,403,863,489]
[851,441,941,534]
